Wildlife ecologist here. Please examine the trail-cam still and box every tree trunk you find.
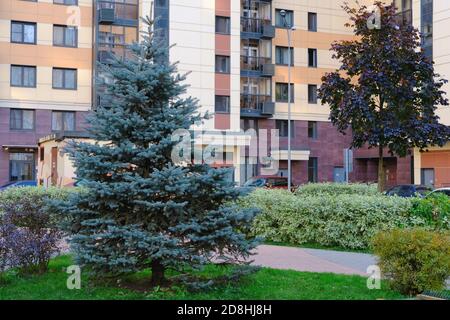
[378,145,386,192]
[151,259,165,286]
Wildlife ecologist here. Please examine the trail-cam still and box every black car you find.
[385,185,433,198]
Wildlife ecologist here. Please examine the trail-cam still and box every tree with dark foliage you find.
[319,1,449,191]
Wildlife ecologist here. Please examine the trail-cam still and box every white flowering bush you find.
[240,188,424,249]
[295,182,379,196]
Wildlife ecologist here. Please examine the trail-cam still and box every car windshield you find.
[244,178,266,187]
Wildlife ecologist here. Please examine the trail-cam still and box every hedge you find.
[240,188,426,250]
[295,182,379,196]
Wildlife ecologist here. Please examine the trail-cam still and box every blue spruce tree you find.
[60,17,259,286]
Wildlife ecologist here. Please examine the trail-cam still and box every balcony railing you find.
[241,55,271,72]
[241,17,275,38]
[240,94,274,117]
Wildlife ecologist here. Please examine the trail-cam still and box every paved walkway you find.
[252,245,377,276]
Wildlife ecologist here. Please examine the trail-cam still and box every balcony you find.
[98,8,115,24]
[240,94,274,118]
[241,56,274,77]
[241,17,275,39]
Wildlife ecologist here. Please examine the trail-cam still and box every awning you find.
[271,149,311,161]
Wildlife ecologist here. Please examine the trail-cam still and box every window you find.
[308,121,318,139]
[52,111,75,131]
[40,147,45,162]
[9,153,35,182]
[276,120,294,138]
[275,46,294,66]
[11,65,36,87]
[308,84,318,104]
[275,83,294,103]
[308,12,317,32]
[308,49,317,67]
[215,55,230,74]
[275,9,293,28]
[215,96,230,113]
[11,21,36,44]
[10,109,34,130]
[308,157,318,183]
[54,0,78,5]
[53,25,77,47]
[53,68,77,89]
[216,16,230,34]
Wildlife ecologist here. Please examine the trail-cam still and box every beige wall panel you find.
[0,43,92,69]
[0,0,93,27]
[0,64,91,108]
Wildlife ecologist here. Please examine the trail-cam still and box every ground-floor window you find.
[308,157,318,183]
[9,152,35,181]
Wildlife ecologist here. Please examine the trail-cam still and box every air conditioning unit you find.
[98,8,115,24]
[262,63,275,77]
[262,102,275,115]
[98,51,114,63]
[262,25,275,38]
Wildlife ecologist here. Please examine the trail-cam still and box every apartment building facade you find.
[1,0,448,188]
[0,0,92,187]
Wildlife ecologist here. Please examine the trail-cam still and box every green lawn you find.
[0,256,404,300]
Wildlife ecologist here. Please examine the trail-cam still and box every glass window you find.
[276,120,294,138]
[11,21,36,44]
[10,109,34,130]
[52,111,75,131]
[275,9,293,28]
[308,121,318,139]
[53,25,77,47]
[215,96,230,113]
[308,157,318,183]
[216,16,230,34]
[53,68,77,89]
[215,55,230,73]
[9,153,35,182]
[308,84,318,104]
[308,49,317,67]
[275,83,294,103]
[11,65,36,87]
[308,12,317,32]
[275,46,294,66]
[54,0,78,5]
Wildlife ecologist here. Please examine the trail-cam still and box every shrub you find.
[295,183,379,196]
[0,187,71,275]
[240,189,416,249]
[410,194,450,230]
[372,228,450,296]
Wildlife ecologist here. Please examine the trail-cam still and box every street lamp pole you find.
[281,10,294,191]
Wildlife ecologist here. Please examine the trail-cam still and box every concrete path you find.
[252,245,377,276]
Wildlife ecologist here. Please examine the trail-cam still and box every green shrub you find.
[295,183,379,196]
[410,194,450,230]
[0,187,72,275]
[240,189,416,249]
[372,228,450,296]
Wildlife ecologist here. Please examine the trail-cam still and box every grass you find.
[0,255,405,300]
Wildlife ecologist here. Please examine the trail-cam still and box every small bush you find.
[410,194,450,230]
[372,228,450,296]
[295,183,379,196]
[0,187,71,275]
[240,189,416,249]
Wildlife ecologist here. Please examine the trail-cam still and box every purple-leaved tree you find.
[319,1,450,191]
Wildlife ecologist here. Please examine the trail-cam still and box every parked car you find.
[0,180,37,191]
[244,176,292,190]
[426,188,450,198]
[384,184,433,198]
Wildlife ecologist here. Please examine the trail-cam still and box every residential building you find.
[2,0,448,188]
[0,0,93,187]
